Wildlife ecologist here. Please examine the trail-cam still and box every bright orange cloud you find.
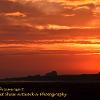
[5,12,26,17]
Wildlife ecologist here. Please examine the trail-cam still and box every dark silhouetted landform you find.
[1,71,100,82]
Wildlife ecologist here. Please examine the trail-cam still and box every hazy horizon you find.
[0,50,100,78]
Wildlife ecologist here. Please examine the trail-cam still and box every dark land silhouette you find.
[1,71,100,82]
[0,71,100,98]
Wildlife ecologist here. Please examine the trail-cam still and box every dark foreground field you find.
[0,81,100,99]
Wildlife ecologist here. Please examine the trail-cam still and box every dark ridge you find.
[1,71,100,82]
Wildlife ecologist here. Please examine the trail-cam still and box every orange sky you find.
[0,0,100,78]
